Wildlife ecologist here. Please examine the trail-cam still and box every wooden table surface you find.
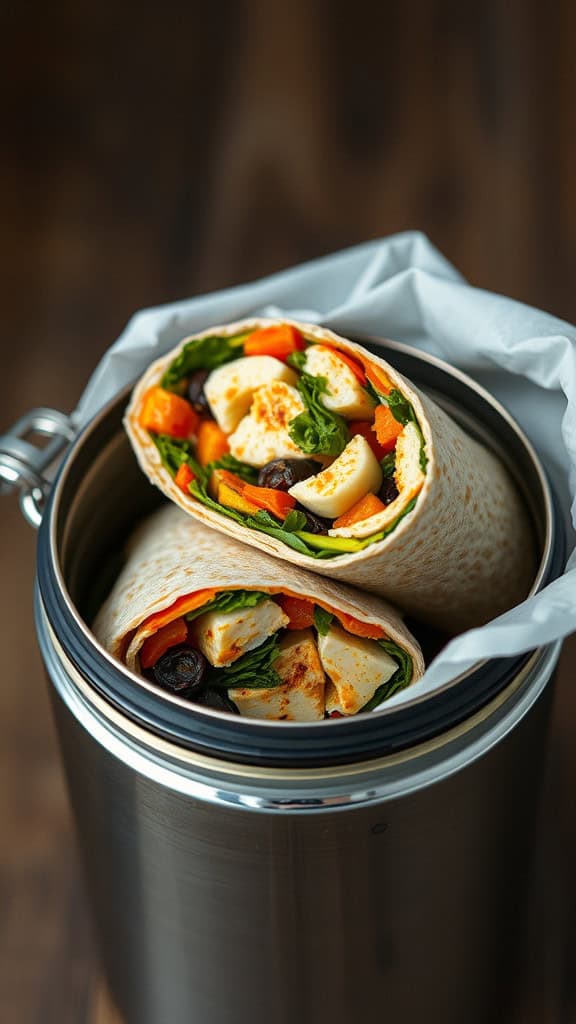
[1,3,575,1021]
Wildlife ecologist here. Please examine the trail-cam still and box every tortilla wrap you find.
[93,504,424,719]
[124,318,535,632]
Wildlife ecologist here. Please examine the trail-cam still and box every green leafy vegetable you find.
[152,434,194,475]
[385,389,428,473]
[209,453,259,484]
[185,590,269,623]
[209,634,282,690]
[289,373,349,457]
[282,509,308,533]
[287,349,308,372]
[314,606,334,636]
[360,640,414,712]
[380,452,396,479]
[161,333,248,391]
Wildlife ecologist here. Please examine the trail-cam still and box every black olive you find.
[379,478,399,505]
[296,507,331,535]
[257,458,323,491]
[187,370,211,414]
[152,645,207,694]
[195,688,239,714]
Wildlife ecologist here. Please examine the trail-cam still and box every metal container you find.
[0,341,565,1024]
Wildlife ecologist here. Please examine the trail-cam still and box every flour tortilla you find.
[124,318,535,633]
[93,505,424,695]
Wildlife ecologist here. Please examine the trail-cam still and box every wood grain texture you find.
[0,1,575,1021]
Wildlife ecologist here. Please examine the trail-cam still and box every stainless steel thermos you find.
[1,342,564,1024]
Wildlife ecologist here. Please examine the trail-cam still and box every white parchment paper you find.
[75,232,576,704]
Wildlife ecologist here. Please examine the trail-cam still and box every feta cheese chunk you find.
[329,421,425,539]
[304,345,376,420]
[230,629,325,721]
[192,598,289,668]
[288,434,382,519]
[319,625,397,715]
[205,356,298,434]
[228,381,306,468]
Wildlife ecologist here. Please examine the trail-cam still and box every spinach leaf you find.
[360,640,414,712]
[152,434,194,475]
[282,509,308,533]
[289,373,349,457]
[208,453,259,484]
[386,389,413,426]
[380,452,396,479]
[161,333,248,391]
[287,349,308,372]
[314,606,334,636]
[210,634,282,690]
[185,590,269,623]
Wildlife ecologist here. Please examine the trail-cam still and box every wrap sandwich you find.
[125,318,535,632]
[93,504,425,721]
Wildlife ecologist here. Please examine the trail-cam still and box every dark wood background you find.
[1,2,575,1021]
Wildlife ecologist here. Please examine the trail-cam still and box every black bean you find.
[152,646,207,694]
[296,507,332,535]
[258,458,323,491]
[187,370,211,414]
[378,477,399,505]
[194,688,239,714]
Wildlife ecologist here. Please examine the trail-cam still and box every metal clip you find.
[0,408,76,528]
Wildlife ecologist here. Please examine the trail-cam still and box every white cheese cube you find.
[319,625,397,715]
[230,629,325,721]
[304,345,376,420]
[205,356,298,434]
[288,434,382,519]
[192,598,288,668]
[329,422,425,539]
[228,381,306,468]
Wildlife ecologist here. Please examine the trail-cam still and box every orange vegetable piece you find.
[349,421,388,461]
[175,463,195,494]
[217,469,248,494]
[139,387,199,439]
[333,492,387,530]
[373,405,403,453]
[242,483,297,520]
[277,596,315,630]
[336,611,385,640]
[140,617,188,670]
[324,347,367,385]
[196,419,230,467]
[365,364,393,395]
[243,324,306,361]
[142,589,218,634]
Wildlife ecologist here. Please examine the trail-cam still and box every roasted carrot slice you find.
[333,492,387,529]
[373,405,403,453]
[243,325,306,361]
[365,364,393,395]
[139,387,199,439]
[175,463,195,494]
[196,419,230,467]
[336,611,385,640]
[242,483,297,520]
[142,589,218,634]
[277,596,315,630]
[348,420,388,461]
[140,618,188,669]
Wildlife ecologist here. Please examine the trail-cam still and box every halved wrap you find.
[93,504,425,721]
[125,318,535,632]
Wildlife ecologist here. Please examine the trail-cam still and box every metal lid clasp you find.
[0,408,76,527]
